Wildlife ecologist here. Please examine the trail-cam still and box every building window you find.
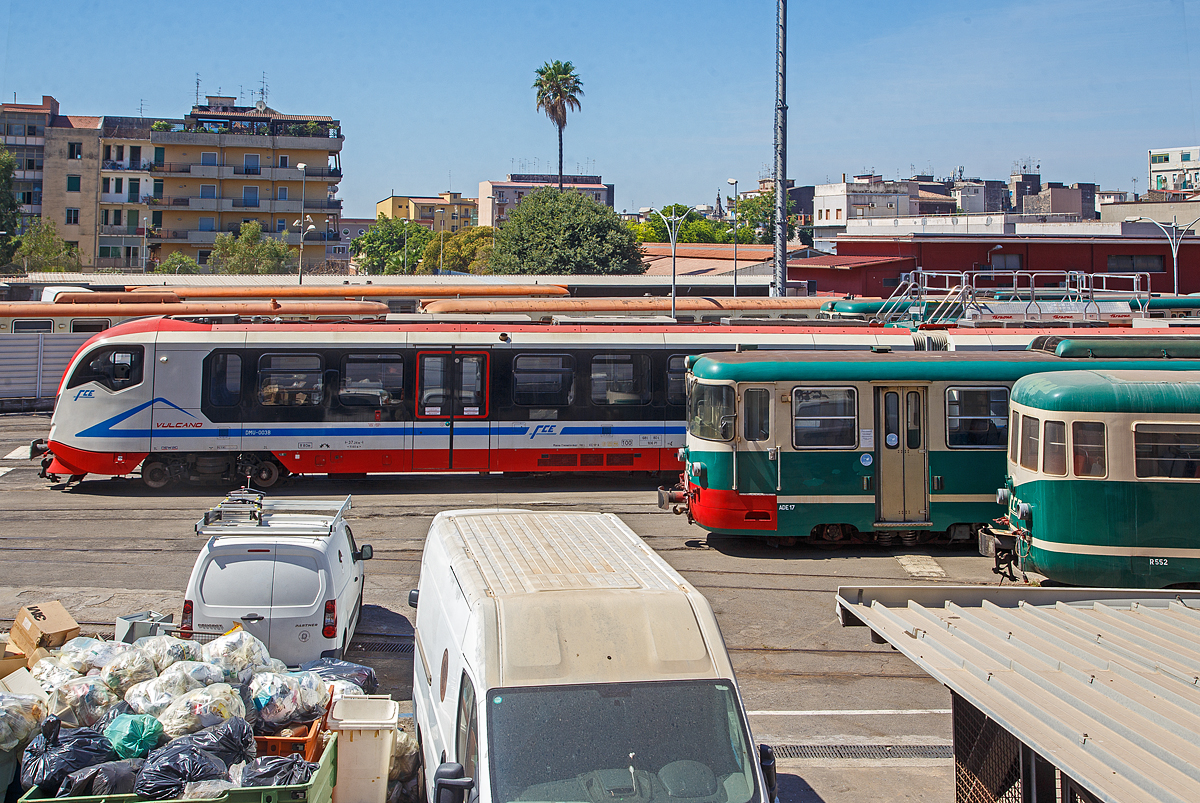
[198,250,211,265]
[1107,255,1165,272]
[66,175,81,192]
[113,210,122,226]
[835,208,841,219]
[201,152,218,166]
[101,209,109,225]
[65,209,79,225]
[103,145,112,161]
[68,142,82,160]
[278,187,288,200]
[277,219,286,232]
[279,155,289,168]
[102,177,110,194]
[115,177,123,193]
[198,217,215,232]
[1185,153,1193,162]
[115,145,124,160]
[1151,153,1170,164]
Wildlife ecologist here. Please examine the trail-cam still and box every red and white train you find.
[36,315,1200,488]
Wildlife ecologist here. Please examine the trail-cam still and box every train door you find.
[151,346,239,455]
[413,351,490,471]
[735,385,777,494]
[875,387,930,526]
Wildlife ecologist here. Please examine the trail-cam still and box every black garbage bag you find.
[174,717,257,767]
[56,758,144,797]
[133,741,227,800]
[93,701,135,732]
[236,682,259,729]
[240,754,320,787]
[20,716,117,795]
[299,657,378,694]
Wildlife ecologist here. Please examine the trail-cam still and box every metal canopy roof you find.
[836,585,1200,803]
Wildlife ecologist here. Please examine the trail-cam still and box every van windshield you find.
[487,680,758,803]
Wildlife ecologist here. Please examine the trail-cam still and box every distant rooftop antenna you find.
[138,99,146,117]
[259,72,269,106]
[195,73,201,106]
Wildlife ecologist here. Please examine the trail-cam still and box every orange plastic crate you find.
[254,718,324,762]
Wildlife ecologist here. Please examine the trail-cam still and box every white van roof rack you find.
[196,490,351,536]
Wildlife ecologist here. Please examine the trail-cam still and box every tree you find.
[730,192,797,244]
[533,60,584,190]
[491,188,644,275]
[155,251,201,274]
[351,215,433,275]
[629,204,754,245]
[11,218,80,272]
[421,226,495,274]
[0,147,20,266]
[209,221,296,274]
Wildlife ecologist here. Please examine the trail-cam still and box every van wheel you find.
[143,461,171,489]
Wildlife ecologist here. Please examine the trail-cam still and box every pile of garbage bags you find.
[3,629,378,799]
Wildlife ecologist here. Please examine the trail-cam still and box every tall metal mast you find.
[773,0,788,297]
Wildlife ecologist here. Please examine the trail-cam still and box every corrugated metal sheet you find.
[836,585,1200,803]
[0,334,90,399]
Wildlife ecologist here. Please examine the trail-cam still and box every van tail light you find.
[181,600,194,639]
[322,600,337,639]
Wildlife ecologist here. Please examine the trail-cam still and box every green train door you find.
[736,385,777,494]
[875,387,930,526]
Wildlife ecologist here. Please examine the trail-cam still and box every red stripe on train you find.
[46,441,147,477]
[687,483,777,531]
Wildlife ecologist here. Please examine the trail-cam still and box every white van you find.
[409,509,777,803]
[183,491,372,666]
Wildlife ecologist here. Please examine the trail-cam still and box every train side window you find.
[883,392,900,449]
[666,355,688,406]
[1009,411,1020,463]
[340,353,403,407]
[512,354,575,406]
[688,383,735,441]
[458,355,486,416]
[591,354,651,405]
[1042,420,1067,476]
[208,353,242,407]
[66,345,145,391]
[1019,415,1040,470]
[1134,423,1200,478]
[946,387,1009,448]
[743,388,770,441]
[793,387,857,449]
[13,319,53,333]
[418,355,449,415]
[257,353,323,407]
[70,318,110,333]
[1072,422,1106,477]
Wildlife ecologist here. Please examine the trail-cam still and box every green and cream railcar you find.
[664,340,1200,545]
[995,370,1200,587]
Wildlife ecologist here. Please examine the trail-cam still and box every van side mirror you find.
[357,544,373,561]
[758,744,778,803]
[408,589,419,609]
[433,762,474,803]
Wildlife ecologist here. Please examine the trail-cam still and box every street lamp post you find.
[1127,214,1200,296]
[296,163,307,283]
[727,179,739,298]
[647,205,696,319]
[141,216,148,273]
[292,214,315,284]
[436,208,446,274]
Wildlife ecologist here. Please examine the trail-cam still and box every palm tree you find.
[533,60,584,190]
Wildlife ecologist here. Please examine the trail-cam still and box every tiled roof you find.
[640,243,776,260]
[52,116,101,128]
[787,255,913,270]
[191,109,335,122]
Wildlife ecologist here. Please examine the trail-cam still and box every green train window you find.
[1072,422,1106,478]
[1043,421,1067,476]
[743,388,771,441]
[946,387,1009,448]
[1133,423,1200,479]
[1019,415,1040,470]
[793,387,857,449]
[688,383,735,441]
[1009,411,1020,463]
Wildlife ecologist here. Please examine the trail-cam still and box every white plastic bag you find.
[124,667,203,718]
[159,660,225,688]
[202,631,271,684]
[99,648,158,696]
[56,636,102,673]
[183,779,238,798]
[248,673,301,726]
[389,729,420,782]
[156,683,246,738]
[30,657,82,693]
[0,692,46,752]
[328,679,364,700]
[62,676,120,727]
[132,635,204,673]
[79,641,136,673]
[289,671,330,719]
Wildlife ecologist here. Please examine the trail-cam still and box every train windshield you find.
[488,680,759,803]
[688,383,735,441]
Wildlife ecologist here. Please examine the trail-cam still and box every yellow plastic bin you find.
[328,695,399,803]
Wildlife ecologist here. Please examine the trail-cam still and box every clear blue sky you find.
[2,0,1194,216]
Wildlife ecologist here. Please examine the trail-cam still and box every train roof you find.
[688,345,1200,383]
[1033,335,1200,358]
[1011,369,1200,413]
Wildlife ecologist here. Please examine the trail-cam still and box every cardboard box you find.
[26,647,50,669]
[0,645,26,679]
[8,600,80,656]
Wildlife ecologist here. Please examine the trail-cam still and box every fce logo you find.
[73,389,95,401]
[530,424,557,439]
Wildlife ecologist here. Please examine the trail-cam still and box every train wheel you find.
[142,461,171,490]
[252,459,280,488]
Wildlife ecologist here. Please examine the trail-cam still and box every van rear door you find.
[267,546,329,666]
[195,546,274,647]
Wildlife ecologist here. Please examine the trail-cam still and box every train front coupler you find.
[657,474,692,519]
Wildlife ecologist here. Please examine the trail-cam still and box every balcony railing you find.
[103,160,153,172]
[99,225,145,236]
[149,162,341,178]
[232,198,261,208]
[304,198,343,210]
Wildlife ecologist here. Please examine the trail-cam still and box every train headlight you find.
[996,488,1010,505]
[1015,502,1032,523]
[689,461,704,478]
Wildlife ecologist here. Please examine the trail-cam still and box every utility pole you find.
[773,0,788,297]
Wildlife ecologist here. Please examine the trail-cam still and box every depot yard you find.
[0,412,1004,803]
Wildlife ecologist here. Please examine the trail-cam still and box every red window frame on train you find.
[414,351,490,420]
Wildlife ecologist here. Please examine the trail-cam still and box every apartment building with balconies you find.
[149,96,344,268]
[2,95,58,235]
[376,192,477,234]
